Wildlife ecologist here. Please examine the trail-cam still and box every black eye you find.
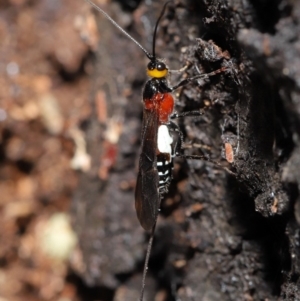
[156,62,166,71]
[148,62,155,70]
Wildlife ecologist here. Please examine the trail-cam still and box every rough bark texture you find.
[72,0,300,300]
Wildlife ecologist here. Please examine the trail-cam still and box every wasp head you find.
[147,60,168,78]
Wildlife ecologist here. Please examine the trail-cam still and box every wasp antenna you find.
[85,0,153,60]
[152,1,171,59]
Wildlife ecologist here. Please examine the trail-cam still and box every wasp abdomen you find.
[157,125,173,195]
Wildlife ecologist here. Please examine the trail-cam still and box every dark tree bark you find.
[72,0,300,300]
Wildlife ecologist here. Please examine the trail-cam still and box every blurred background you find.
[0,0,130,300]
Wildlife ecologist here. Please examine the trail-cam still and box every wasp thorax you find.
[147,60,168,78]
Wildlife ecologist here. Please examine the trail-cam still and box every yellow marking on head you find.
[147,68,168,78]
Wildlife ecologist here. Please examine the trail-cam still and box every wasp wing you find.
[135,109,160,231]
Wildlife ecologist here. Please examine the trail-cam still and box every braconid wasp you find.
[86,1,227,300]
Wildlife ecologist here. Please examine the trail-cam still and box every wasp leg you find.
[169,122,236,175]
[170,67,226,91]
[169,61,192,74]
[170,109,205,119]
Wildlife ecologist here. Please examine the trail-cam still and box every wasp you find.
[86,1,226,299]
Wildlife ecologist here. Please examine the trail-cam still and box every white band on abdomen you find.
[157,124,173,155]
